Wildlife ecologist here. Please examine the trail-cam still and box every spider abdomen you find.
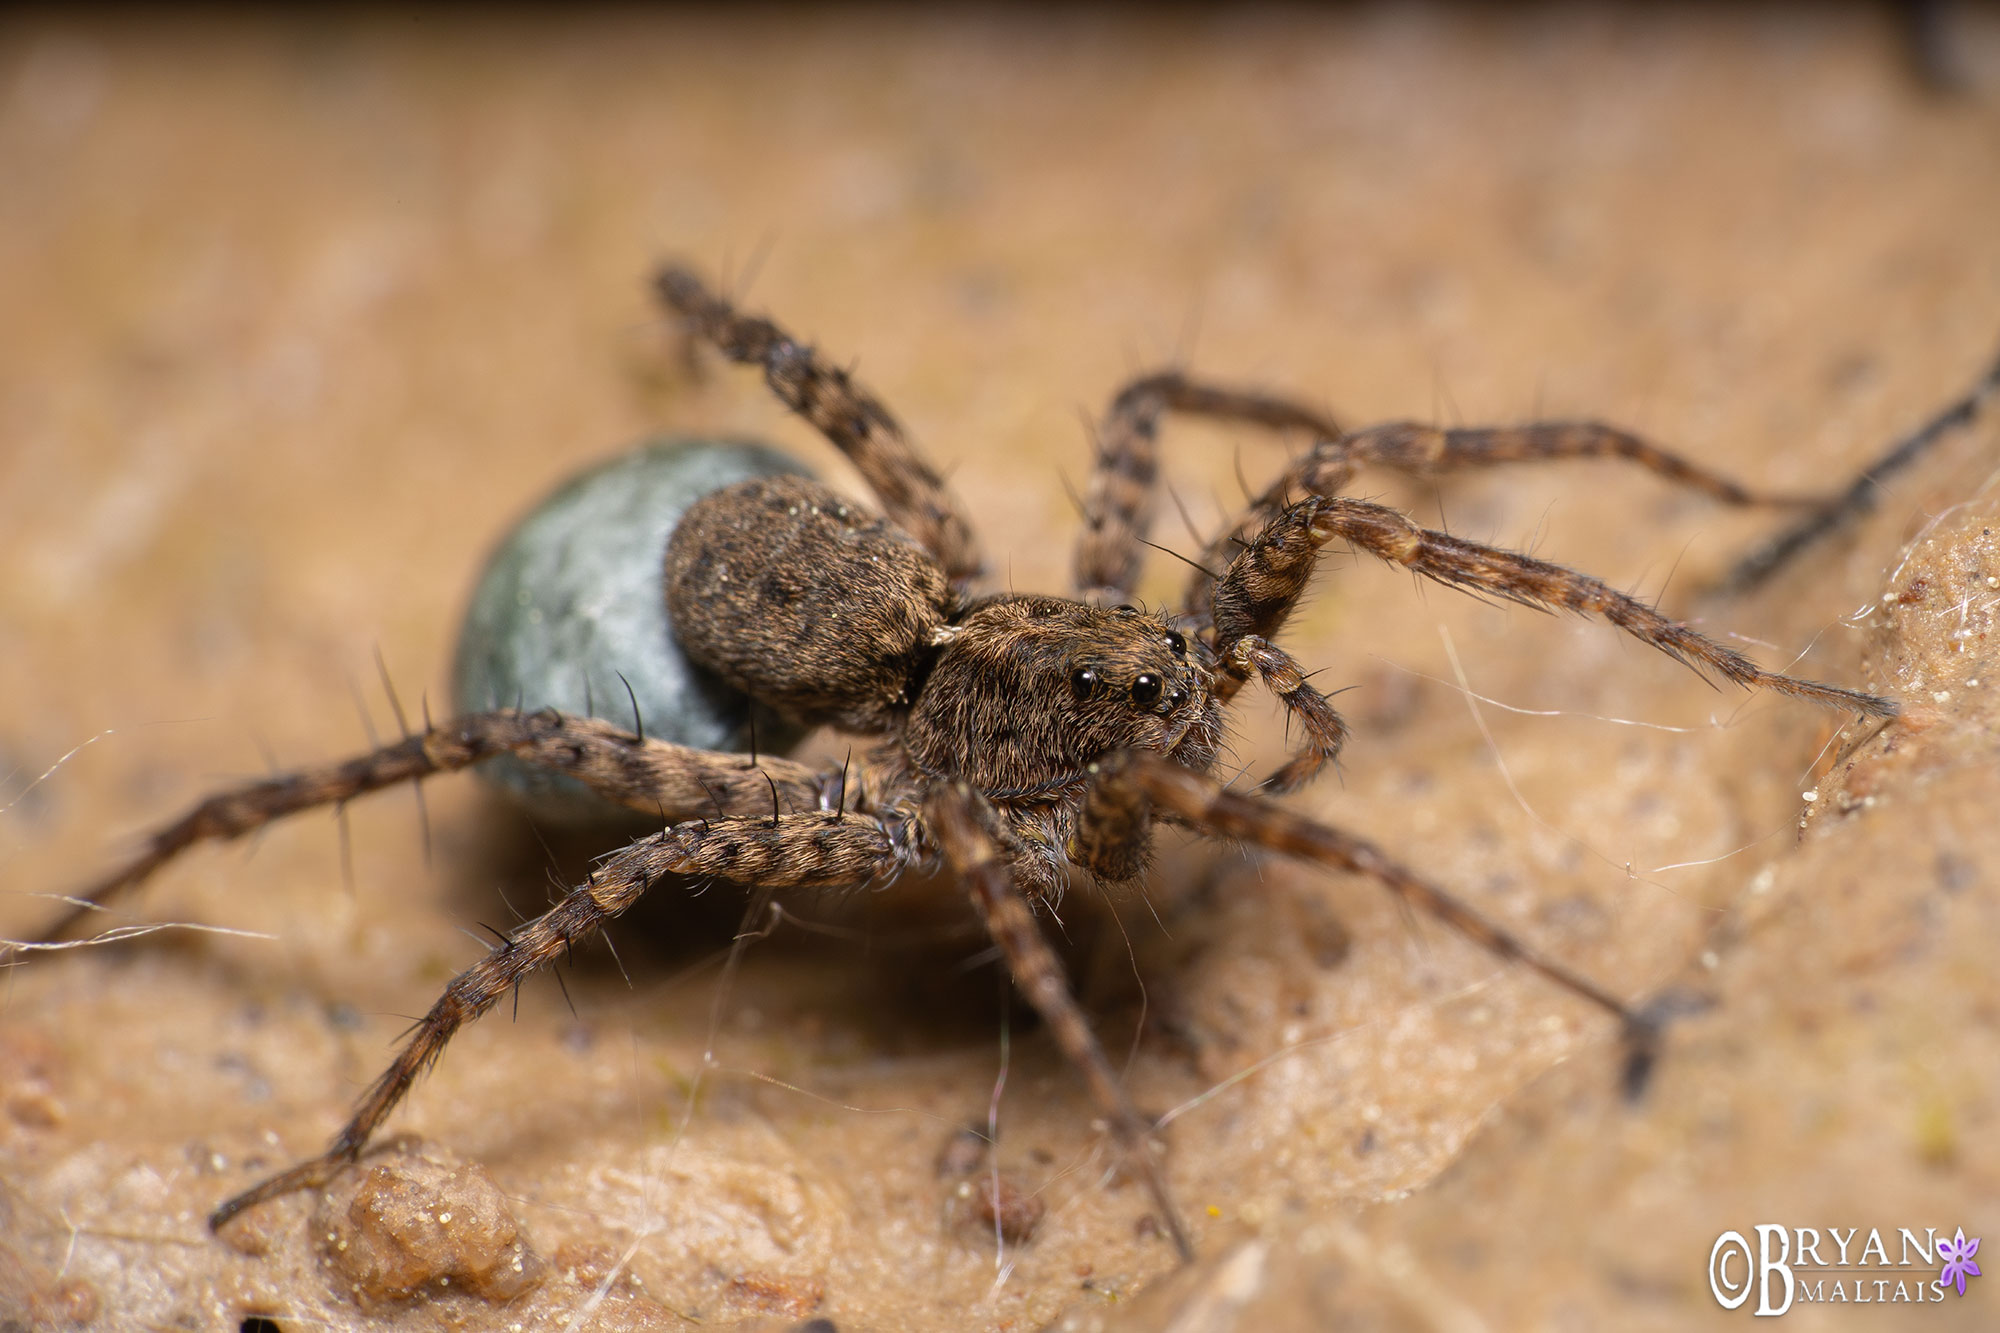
[666,475,955,734]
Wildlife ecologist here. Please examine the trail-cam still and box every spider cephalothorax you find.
[41,261,1922,1263]
[901,594,1226,896]
[907,595,1222,791]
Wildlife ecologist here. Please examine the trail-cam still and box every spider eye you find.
[1070,667,1100,701]
[1113,604,1138,616]
[1164,630,1186,657]
[1130,673,1163,706]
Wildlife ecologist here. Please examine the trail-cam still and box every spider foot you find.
[210,1149,355,1232]
[1619,987,1716,1103]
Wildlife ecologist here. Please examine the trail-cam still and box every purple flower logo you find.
[1939,1228,1982,1296]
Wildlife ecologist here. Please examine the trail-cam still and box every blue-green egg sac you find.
[452,439,815,827]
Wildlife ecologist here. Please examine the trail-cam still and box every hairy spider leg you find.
[1216,635,1350,795]
[1716,342,2000,595]
[1183,417,1834,615]
[928,781,1196,1261]
[1075,371,1346,607]
[655,264,983,586]
[1074,751,1662,1094]
[1201,495,1897,722]
[31,710,837,944]
[208,808,905,1230]
[1064,366,1813,617]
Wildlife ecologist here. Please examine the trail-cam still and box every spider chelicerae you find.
[40,263,1910,1260]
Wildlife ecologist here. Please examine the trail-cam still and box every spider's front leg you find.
[926,782,1196,1262]
[1073,750,1661,1093]
[1184,417,1837,612]
[1202,495,1899,721]
[209,807,904,1231]
[31,710,835,944]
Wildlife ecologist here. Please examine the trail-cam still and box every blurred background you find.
[3,7,1999,1331]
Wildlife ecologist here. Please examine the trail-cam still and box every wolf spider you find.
[39,263,1903,1261]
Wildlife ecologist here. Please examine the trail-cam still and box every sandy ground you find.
[3,8,1999,1332]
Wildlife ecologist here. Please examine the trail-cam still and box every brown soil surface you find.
[3,9,1998,1332]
